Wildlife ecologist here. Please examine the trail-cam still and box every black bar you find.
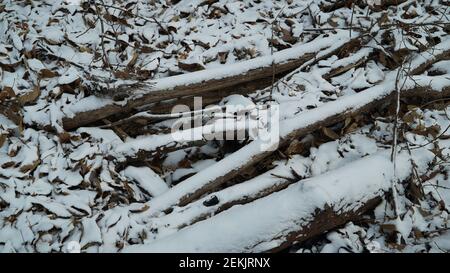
[0,253,445,272]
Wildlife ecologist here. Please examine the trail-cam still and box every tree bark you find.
[62,33,358,130]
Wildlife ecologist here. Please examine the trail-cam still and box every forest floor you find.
[1,0,450,253]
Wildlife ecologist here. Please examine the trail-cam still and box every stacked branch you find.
[62,31,357,130]
[124,149,436,253]
[132,39,450,217]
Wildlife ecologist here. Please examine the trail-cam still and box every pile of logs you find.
[54,0,450,252]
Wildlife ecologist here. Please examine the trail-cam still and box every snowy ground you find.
[1,0,450,253]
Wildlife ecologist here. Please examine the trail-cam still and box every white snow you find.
[123,166,169,197]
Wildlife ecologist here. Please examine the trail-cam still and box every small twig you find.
[307,5,317,29]
[349,2,355,38]
[93,3,111,70]
[269,5,286,101]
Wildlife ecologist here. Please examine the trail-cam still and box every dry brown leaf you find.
[20,159,40,173]
[408,181,424,203]
[103,14,131,27]
[59,83,77,94]
[413,228,424,239]
[140,46,154,54]
[0,102,23,133]
[178,158,192,168]
[129,204,150,213]
[39,69,58,78]
[114,70,130,79]
[402,110,420,124]
[0,87,16,102]
[430,146,445,160]
[387,242,406,250]
[281,28,296,44]
[427,125,441,138]
[1,161,15,169]
[18,85,40,105]
[0,133,6,148]
[392,48,410,64]
[79,46,93,53]
[58,131,71,144]
[178,61,205,72]
[380,223,397,234]
[379,12,390,26]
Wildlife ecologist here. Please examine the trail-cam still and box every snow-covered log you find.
[114,40,449,162]
[62,31,357,130]
[140,75,450,213]
[135,39,450,215]
[124,150,434,253]
[123,166,169,197]
[152,156,310,232]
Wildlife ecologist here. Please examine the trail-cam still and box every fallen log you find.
[137,39,450,215]
[322,47,372,79]
[111,45,373,159]
[153,126,397,232]
[62,31,357,130]
[114,103,282,162]
[148,136,379,232]
[102,77,274,133]
[113,112,258,156]
[114,41,441,160]
[151,156,309,232]
[109,44,371,132]
[123,150,434,253]
[145,78,450,214]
